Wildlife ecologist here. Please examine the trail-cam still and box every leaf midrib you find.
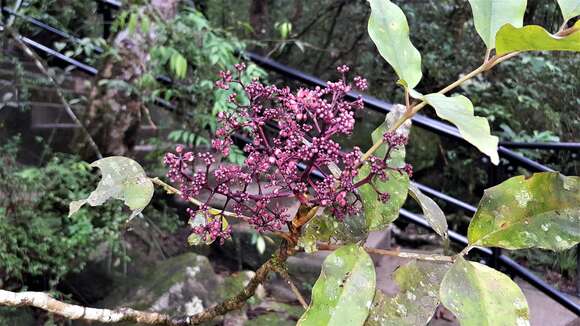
[328,253,371,324]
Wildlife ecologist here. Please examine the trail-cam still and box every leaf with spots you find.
[69,156,154,219]
[299,212,368,253]
[357,165,409,231]
[440,257,530,326]
[495,22,580,55]
[365,260,449,326]
[368,0,422,89]
[298,244,376,326]
[358,105,410,231]
[408,184,448,240]
[468,172,580,251]
[468,0,527,49]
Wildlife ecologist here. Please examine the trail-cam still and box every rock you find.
[95,252,265,325]
[217,223,278,269]
[246,300,304,326]
[287,251,329,286]
[99,253,219,316]
[219,270,265,304]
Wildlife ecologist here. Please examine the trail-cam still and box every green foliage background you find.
[203,0,578,194]
[0,139,125,288]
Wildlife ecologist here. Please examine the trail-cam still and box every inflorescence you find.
[164,63,411,244]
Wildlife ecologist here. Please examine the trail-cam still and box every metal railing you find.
[1,3,579,316]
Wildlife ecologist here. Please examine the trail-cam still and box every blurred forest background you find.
[0,0,578,324]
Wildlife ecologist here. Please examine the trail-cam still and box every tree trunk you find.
[75,0,180,158]
[249,0,269,37]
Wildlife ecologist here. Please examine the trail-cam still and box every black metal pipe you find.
[498,146,554,172]
[95,0,121,10]
[244,51,555,173]
[498,255,580,316]
[20,36,99,75]
[2,8,105,54]
[2,8,71,39]
[400,208,471,246]
[412,182,477,213]
[14,21,171,86]
[18,34,179,111]
[500,141,580,151]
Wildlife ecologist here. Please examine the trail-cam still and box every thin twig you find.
[360,50,520,163]
[150,177,242,219]
[404,88,411,112]
[317,243,454,263]
[483,48,492,64]
[457,244,473,258]
[5,27,103,159]
[276,268,308,309]
[272,231,295,244]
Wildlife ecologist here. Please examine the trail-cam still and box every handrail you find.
[3,5,579,316]
[96,0,121,9]
[500,141,580,151]
[18,36,99,75]
[3,7,574,159]
[2,7,72,39]
[244,52,556,173]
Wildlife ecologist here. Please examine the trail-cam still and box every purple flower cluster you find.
[164,64,411,243]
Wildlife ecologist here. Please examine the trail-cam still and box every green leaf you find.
[558,0,580,22]
[276,21,292,39]
[128,13,138,34]
[408,183,448,239]
[170,52,188,79]
[468,172,580,251]
[69,157,154,218]
[256,235,266,254]
[187,233,206,246]
[298,245,376,326]
[424,93,499,165]
[468,0,527,49]
[357,165,409,231]
[358,104,410,231]
[496,22,580,55]
[365,260,449,326]
[299,213,368,253]
[440,257,530,326]
[141,15,151,34]
[295,40,306,52]
[368,0,422,89]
